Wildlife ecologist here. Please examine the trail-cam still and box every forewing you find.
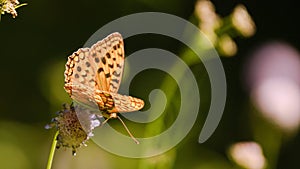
[89,32,125,93]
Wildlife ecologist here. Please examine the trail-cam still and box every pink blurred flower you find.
[245,42,300,132]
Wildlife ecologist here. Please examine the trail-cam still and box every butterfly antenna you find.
[117,116,140,144]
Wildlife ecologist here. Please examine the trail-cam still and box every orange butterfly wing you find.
[64,32,144,113]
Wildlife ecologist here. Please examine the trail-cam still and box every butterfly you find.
[64,32,144,144]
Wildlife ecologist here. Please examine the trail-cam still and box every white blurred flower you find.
[195,0,216,23]
[195,0,221,44]
[229,142,266,169]
[246,42,300,132]
[217,34,237,57]
[231,4,256,37]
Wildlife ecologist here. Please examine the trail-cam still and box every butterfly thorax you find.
[93,91,119,119]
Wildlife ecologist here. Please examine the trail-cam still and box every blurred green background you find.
[0,0,299,169]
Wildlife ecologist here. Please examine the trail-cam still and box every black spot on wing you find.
[116,64,122,68]
[95,57,100,63]
[101,57,106,64]
[110,83,117,89]
[112,71,121,77]
[105,73,111,78]
[108,64,114,68]
[111,78,119,83]
[97,68,104,73]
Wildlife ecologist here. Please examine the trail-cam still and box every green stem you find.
[215,17,233,36]
[266,131,282,169]
[138,34,214,169]
[15,3,28,9]
[46,131,59,169]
